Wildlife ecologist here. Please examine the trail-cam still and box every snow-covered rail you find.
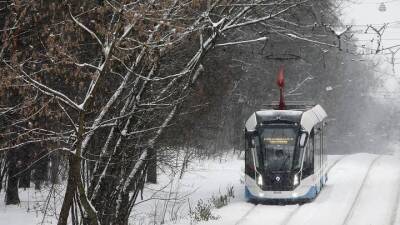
[279,206,301,225]
[284,154,379,225]
[234,156,347,225]
[391,172,400,225]
[198,154,400,225]
[281,155,347,225]
[341,155,381,225]
[326,155,346,174]
[234,204,299,225]
[339,155,400,225]
[234,204,259,225]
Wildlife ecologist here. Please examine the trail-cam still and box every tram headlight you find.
[293,174,299,186]
[257,174,263,186]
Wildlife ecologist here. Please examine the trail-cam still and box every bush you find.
[227,185,235,198]
[210,185,235,209]
[190,199,220,222]
[189,185,235,222]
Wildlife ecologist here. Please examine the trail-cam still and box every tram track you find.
[341,155,382,225]
[389,158,400,225]
[236,156,348,225]
[226,154,389,225]
[234,155,349,225]
[326,155,346,175]
[281,155,348,225]
[279,205,300,225]
[234,204,259,225]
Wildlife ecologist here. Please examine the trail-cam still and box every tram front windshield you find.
[260,126,300,172]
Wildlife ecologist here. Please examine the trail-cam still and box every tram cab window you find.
[302,130,314,178]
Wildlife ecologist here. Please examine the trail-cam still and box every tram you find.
[244,66,328,203]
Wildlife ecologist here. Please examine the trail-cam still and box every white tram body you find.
[244,104,328,202]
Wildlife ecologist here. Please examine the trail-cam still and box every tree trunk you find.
[18,170,31,188]
[5,151,20,205]
[146,147,157,184]
[58,156,99,225]
[58,112,99,225]
[50,152,60,184]
[0,159,5,192]
[32,151,49,190]
[57,155,79,225]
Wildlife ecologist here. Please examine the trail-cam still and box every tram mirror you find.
[245,135,255,148]
[299,132,308,148]
[245,131,257,148]
[250,138,255,148]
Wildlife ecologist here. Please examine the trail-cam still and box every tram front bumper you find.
[245,184,317,202]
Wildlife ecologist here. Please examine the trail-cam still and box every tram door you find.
[314,126,321,178]
[321,123,327,168]
[302,131,314,179]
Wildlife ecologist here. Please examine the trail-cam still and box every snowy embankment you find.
[1,153,400,225]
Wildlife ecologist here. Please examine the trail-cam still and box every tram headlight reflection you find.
[293,174,299,186]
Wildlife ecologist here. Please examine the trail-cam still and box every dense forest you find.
[0,0,387,225]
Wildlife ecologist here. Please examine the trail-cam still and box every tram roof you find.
[245,104,327,133]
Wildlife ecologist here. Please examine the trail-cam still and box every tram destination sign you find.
[264,137,294,145]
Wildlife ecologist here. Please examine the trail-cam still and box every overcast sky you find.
[341,0,400,92]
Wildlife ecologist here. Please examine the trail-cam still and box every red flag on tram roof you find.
[277,65,286,110]
[277,65,285,88]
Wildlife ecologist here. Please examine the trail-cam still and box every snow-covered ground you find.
[1,153,400,225]
[0,185,61,225]
[133,153,245,225]
[194,153,400,225]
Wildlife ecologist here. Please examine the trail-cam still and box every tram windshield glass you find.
[260,126,301,172]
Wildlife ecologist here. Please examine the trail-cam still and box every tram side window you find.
[322,123,327,163]
[302,130,314,178]
[314,127,321,171]
[254,137,260,169]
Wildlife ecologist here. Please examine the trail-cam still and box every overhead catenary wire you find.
[349,0,400,4]
[342,20,400,27]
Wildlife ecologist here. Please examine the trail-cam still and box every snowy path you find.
[343,156,400,225]
[201,153,400,225]
[285,154,378,225]
[235,204,299,225]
